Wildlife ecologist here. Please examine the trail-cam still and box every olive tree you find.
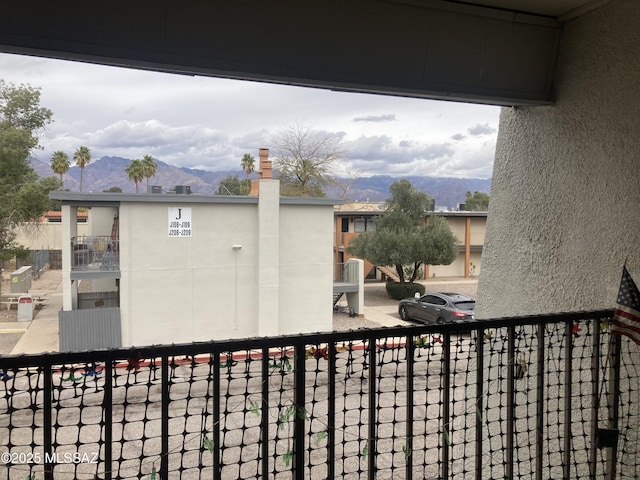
[348,179,457,285]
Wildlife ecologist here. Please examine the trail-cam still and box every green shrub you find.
[385,282,425,300]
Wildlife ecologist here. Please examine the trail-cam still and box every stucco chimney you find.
[250,148,273,195]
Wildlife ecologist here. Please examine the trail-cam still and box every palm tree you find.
[240,153,256,195]
[126,159,145,193]
[73,146,91,192]
[50,151,70,188]
[241,153,256,178]
[141,155,158,192]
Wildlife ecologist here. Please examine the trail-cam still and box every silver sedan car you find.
[398,292,475,324]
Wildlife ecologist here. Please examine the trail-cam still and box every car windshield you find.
[454,301,475,311]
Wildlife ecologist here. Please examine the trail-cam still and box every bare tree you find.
[334,164,363,201]
[271,122,347,197]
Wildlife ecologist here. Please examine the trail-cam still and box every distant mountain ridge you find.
[31,156,491,208]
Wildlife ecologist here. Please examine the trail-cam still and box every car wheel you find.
[436,317,446,325]
[399,306,411,321]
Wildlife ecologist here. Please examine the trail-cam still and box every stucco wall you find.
[15,222,90,250]
[431,251,482,278]
[117,196,334,347]
[477,0,640,317]
[120,202,260,346]
[89,206,118,237]
[446,217,467,243]
[279,204,334,334]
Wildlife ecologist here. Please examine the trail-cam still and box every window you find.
[422,295,446,305]
[354,216,376,233]
[454,301,476,310]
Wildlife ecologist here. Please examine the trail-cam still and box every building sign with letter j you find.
[168,207,192,237]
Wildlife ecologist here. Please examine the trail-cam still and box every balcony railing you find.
[334,261,359,284]
[71,235,119,271]
[0,310,637,480]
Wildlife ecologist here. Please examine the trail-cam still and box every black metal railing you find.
[1,310,638,480]
[71,235,119,271]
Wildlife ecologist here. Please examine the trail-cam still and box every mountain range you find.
[31,156,491,209]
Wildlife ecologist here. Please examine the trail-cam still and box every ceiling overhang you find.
[0,0,597,106]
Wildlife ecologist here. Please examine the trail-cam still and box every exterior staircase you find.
[375,265,401,283]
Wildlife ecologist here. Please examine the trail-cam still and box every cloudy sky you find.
[1,52,501,179]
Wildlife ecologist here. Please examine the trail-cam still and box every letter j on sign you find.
[168,207,192,237]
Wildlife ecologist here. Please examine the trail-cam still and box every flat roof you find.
[335,202,487,217]
[49,191,341,207]
[335,202,387,214]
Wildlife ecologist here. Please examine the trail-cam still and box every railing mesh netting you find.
[1,312,639,479]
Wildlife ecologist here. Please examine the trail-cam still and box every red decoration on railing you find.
[305,346,329,360]
[127,352,142,371]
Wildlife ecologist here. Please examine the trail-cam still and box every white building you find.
[50,150,339,350]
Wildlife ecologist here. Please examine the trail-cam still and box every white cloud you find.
[467,123,497,136]
[353,114,397,123]
[2,52,501,178]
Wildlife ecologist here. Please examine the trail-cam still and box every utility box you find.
[17,295,34,321]
[175,185,191,194]
[10,266,32,293]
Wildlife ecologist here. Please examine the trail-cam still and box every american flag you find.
[611,266,640,345]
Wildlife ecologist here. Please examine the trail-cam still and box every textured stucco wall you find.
[15,222,89,250]
[116,193,334,347]
[120,202,260,346]
[278,204,334,335]
[477,0,640,318]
